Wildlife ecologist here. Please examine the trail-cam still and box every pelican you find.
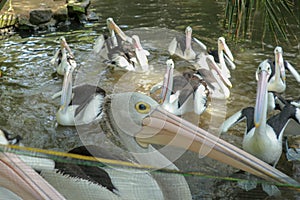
[2,86,300,198]
[221,60,300,166]
[168,26,200,61]
[152,59,209,115]
[268,46,300,93]
[268,47,286,93]
[94,18,150,71]
[53,57,106,126]
[50,36,76,76]
[269,46,300,92]
[264,47,300,111]
[208,37,235,78]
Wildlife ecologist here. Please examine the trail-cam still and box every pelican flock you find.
[2,17,300,199]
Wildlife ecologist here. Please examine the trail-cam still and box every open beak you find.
[254,68,269,127]
[206,55,232,88]
[0,152,65,199]
[136,106,299,186]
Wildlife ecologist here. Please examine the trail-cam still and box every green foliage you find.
[0,0,8,12]
[224,0,298,44]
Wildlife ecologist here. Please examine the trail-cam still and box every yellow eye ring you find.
[135,102,151,114]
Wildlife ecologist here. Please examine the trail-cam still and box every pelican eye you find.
[135,102,151,114]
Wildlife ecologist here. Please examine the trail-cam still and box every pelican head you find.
[254,60,272,127]
[274,46,283,58]
[103,91,299,185]
[106,17,131,43]
[274,46,284,69]
[218,37,234,62]
[106,18,116,36]
[59,36,74,59]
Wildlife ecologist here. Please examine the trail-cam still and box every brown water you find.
[1,0,300,199]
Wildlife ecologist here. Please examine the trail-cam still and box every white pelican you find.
[277,46,300,83]
[269,46,299,90]
[208,37,235,78]
[168,26,201,61]
[1,87,300,198]
[269,46,300,93]
[53,57,106,126]
[221,60,300,166]
[264,47,300,111]
[268,47,286,93]
[50,36,76,76]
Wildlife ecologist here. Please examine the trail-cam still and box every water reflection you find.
[0,0,300,199]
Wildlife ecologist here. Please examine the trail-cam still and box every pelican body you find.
[221,60,300,166]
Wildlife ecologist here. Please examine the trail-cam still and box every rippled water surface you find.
[1,0,300,199]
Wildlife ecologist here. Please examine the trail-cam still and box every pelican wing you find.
[172,75,190,93]
[93,35,105,54]
[168,36,185,56]
[56,146,118,194]
[268,104,300,137]
[283,119,300,136]
[178,88,194,108]
[193,37,207,51]
[220,107,254,133]
[285,61,300,82]
[71,85,105,116]
[149,81,163,94]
